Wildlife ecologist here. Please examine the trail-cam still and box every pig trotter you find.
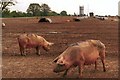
[62,69,69,77]
[36,47,40,56]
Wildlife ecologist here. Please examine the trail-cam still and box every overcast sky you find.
[9,0,120,16]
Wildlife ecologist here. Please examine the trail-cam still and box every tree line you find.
[1,2,68,17]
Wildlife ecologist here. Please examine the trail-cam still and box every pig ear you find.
[53,57,59,63]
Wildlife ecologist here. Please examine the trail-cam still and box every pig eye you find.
[47,44,50,47]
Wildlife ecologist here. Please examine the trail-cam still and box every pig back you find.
[27,34,44,45]
[18,34,44,47]
[78,41,99,64]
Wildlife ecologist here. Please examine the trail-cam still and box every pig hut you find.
[38,17,52,23]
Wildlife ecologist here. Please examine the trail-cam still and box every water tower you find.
[79,6,84,16]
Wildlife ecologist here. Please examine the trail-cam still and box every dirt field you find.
[2,16,119,78]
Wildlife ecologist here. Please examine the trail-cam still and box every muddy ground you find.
[2,16,119,78]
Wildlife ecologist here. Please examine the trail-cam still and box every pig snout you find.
[53,68,59,73]
[53,64,66,73]
[42,46,49,51]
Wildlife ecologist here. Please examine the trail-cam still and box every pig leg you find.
[18,42,25,56]
[99,50,106,72]
[62,69,69,77]
[18,39,26,56]
[101,58,106,72]
[36,46,40,55]
[78,53,85,78]
[78,64,84,78]
[20,48,26,56]
[19,46,26,56]
[95,61,97,71]
[78,57,85,78]
[20,47,23,56]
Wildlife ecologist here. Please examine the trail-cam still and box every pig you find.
[53,40,106,78]
[18,33,54,56]
[2,22,5,28]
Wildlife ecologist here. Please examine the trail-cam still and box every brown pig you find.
[18,33,54,56]
[53,40,106,78]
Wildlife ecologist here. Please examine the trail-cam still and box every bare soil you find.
[2,16,119,78]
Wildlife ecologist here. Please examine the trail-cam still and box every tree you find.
[41,3,51,16]
[60,11,67,16]
[27,3,41,16]
[48,11,58,16]
[10,11,18,17]
[10,11,27,17]
[2,8,11,17]
[1,0,17,11]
